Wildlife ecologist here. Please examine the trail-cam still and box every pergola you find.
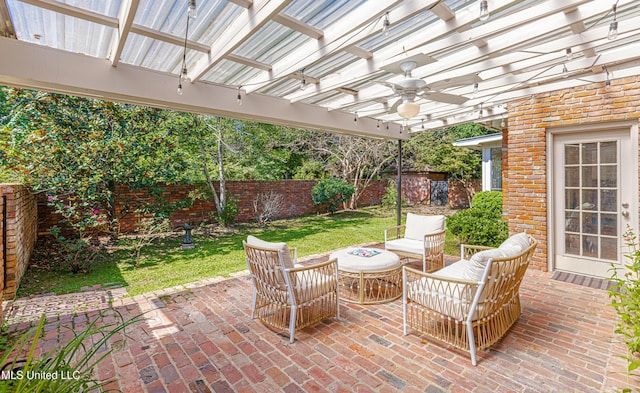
[1,0,639,142]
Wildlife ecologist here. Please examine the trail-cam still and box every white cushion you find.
[329,248,400,271]
[432,259,470,280]
[385,238,424,256]
[246,235,295,269]
[462,248,507,282]
[404,213,445,241]
[498,232,530,256]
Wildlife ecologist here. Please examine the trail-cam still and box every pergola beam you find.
[0,37,405,141]
[272,13,323,39]
[188,0,292,82]
[109,0,139,66]
[0,0,15,38]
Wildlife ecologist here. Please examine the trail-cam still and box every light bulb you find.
[608,20,618,40]
[479,0,490,22]
[397,101,420,119]
[354,112,358,124]
[501,117,505,128]
[177,82,183,95]
[377,120,380,129]
[382,12,390,35]
[188,0,197,19]
[473,82,479,97]
[237,93,242,106]
[180,66,189,82]
[562,64,568,78]
[300,78,307,91]
[565,48,573,60]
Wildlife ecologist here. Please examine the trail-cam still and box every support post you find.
[397,139,402,227]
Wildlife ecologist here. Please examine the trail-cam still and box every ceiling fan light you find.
[397,101,420,119]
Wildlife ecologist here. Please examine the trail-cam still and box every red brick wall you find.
[505,76,640,271]
[0,184,38,301]
[109,180,387,232]
[399,173,480,208]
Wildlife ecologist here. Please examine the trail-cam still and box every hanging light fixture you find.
[382,12,390,35]
[354,111,358,124]
[605,68,611,88]
[472,82,479,97]
[479,0,490,22]
[608,4,618,40]
[562,64,569,78]
[299,69,308,90]
[565,48,573,60]
[397,100,420,119]
[177,3,191,95]
[236,86,242,105]
[188,0,197,19]
[377,120,380,129]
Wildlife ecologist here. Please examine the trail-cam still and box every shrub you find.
[311,178,355,214]
[447,191,507,247]
[609,226,640,386]
[253,191,286,226]
[215,194,239,226]
[381,179,404,210]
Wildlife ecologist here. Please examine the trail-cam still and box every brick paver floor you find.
[2,258,638,392]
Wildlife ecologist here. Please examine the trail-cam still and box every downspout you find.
[397,139,402,227]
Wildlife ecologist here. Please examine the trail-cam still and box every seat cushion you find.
[246,235,295,269]
[404,213,445,241]
[462,248,507,282]
[385,238,424,256]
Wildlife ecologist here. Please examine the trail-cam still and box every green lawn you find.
[17,206,460,297]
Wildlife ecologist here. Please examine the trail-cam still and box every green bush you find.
[447,191,507,247]
[216,194,239,227]
[609,226,640,386]
[311,178,355,213]
[381,179,404,210]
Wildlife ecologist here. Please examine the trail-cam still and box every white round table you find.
[329,248,402,304]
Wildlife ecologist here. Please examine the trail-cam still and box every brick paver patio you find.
[2,258,638,392]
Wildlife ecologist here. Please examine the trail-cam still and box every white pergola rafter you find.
[187,0,292,82]
[109,0,139,66]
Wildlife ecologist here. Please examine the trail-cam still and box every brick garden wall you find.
[400,173,479,208]
[505,76,640,271]
[0,184,38,305]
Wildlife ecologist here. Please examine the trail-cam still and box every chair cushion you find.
[385,238,424,256]
[498,232,530,256]
[246,235,295,269]
[462,248,507,282]
[404,213,445,241]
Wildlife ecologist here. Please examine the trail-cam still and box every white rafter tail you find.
[188,0,292,83]
[109,0,139,67]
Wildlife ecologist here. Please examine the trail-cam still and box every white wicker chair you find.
[402,233,537,365]
[243,236,340,343]
[385,213,446,272]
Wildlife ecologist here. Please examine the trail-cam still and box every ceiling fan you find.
[377,60,472,118]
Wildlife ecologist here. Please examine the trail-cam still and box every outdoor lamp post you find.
[182,223,195,249]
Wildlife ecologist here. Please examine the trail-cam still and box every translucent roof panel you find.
[282,0,367,30]
[202,59,263,86]
[304,52,361,80]
[233,21,307,65]
[134,0,238,46]
[120,32,185,73]
[6,0,116,58]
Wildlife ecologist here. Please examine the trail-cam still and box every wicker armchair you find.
[243,237,340,343]
[385,213,446,272]
[402,233,537,365]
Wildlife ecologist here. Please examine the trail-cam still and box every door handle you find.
[622,211,630,218]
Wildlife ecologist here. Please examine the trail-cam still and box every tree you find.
[295,131,396,209]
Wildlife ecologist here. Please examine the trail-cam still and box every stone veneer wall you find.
[0,184,38,306]
[505,76,640,271]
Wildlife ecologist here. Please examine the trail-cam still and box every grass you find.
[17,206,461,297]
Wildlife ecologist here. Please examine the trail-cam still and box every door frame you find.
[546,121,639,274]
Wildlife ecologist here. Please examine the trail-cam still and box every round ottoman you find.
[329,247,402,304]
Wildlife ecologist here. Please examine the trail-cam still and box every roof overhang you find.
[453,132,502,149]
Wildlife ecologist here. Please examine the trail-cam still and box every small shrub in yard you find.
[381,179,405,210]
[609,226,640,391]
[214,194,239,226]
[311,178,355,214]
[447,191,507,247]
[253,191,286,226]
[131,217,171,267]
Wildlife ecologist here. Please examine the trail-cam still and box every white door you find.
[553,129,637,278]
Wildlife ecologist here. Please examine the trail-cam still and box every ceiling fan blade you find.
[389,98,403,113]
[421,92,468,105]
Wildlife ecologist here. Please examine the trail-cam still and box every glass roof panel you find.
[305,52,360,80]
[58,0,122,17]
[282,0,367,29]
[6,0,115,58]
[234,21,307,65]
[119,32,185,73]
